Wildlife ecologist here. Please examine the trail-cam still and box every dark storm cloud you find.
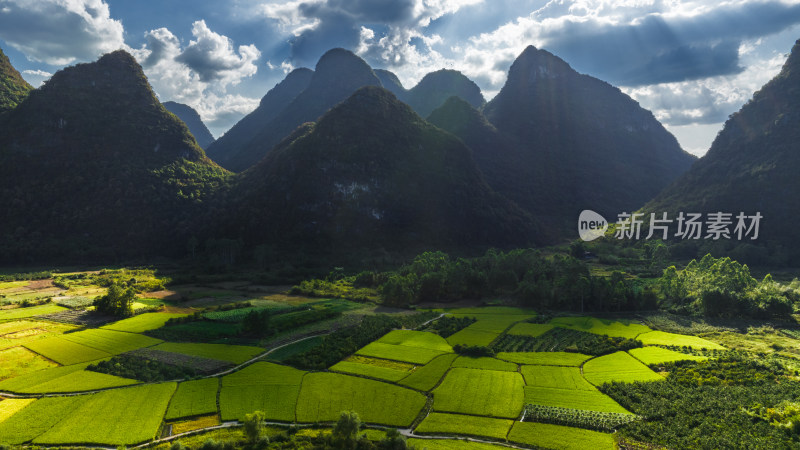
[540,1,800,86]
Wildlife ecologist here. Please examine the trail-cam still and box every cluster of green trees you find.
[93,282,135,317]
[603,354,800,448]
[660,254,798,318]
[366,249,657,312]
[428,316,476,338]
[88,354,196,382]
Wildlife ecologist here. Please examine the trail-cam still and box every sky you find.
[2,0,800,156]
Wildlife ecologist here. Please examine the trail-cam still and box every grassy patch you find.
[521,365,596,390]
[330,356,415,382]
[12,369,138,393]
[267,336,323,362]
[637,330,725,350]
[0,346,58,380]
[523,386,630,414]
[628,347,709,365]
[451,356,517,371]
[170,414,220,435]
[398,353,457,391]
[220,362,305,422]
[446,328,499,347]
[583,351,664,386]
[376,330,453,352]
[433,368,525,418]
[34,382,177,446]
[0,398,35,423]
[508,421,615,450]
[0,396,88,444]
[60,328,162,354]
[24,337,112,365]
[296,372,426,426]
[152,342,263,364]
[357,342,447,364]
[496,352,592,367]
[407,438,510,449]
[507,322,554,337]
[101,312,188,333]
[166,378,220,420]
[415,412,513,440]
[0,304,67,320]
[550,316,651,339]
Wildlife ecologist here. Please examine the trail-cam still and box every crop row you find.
[523,403,639,432]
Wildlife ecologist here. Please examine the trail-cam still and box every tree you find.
[332,410,361,448]
[93,282,135,317]
[243,410,266,444]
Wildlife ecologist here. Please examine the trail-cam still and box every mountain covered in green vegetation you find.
[376,68,485,117]
[644,39,800,264]
[205,68,313,168]
[0,47,32,114]
[0,50,229,263]
[209,49,381,172]
[163,101,215,149]
[431,46,696,237]
[216,86,537,258]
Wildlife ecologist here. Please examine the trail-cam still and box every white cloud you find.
[132,21,262,138]
[20,69,52,87]
[0,0,124,65]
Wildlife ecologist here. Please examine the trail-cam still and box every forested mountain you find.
[210,49,381,172]
[431,46,696,237]
[163,101,215,149]
[644,39,800,264]
[0,50,229,263]
[405,69,485,117]
[205,68,313,167]
[0,47,32,114]
[216,86,537,257]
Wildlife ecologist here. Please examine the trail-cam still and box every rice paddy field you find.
[0,277,745,449]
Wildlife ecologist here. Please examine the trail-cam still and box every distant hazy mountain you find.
[205,68,313,167]
[644,39,800,262]
[0,50,228,262]
[0,47,32,114]
[163,101,215,149]
[219,86,537,254]
[448,45,697,237]
[406,69,484,117]
[211,49,381,172]
[374,69,406,98]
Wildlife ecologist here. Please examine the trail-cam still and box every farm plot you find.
[220,362,305,422]
[583,351,664,386]
[433,368,525,419]
[0,361,91,392]
[33,382,177,446]
[398,353,457,391]
[629,347,709,365]
[128,348,233,374]
[446,328,499,347]
[12,369,138,394]
[522,404,638,432]
[24,336,112,365]
[101,313,188,333]
[60,328,162,355]
[451,356,517,371]
[407,439,510,450]
[0,396,88,444]
[523,386,630,414]
[0,398,35,423]
[508,421,616,450]
[356,342,447,365]
[0,346,57,380]
[496,352,592,367]
[637,330,725,350]
[330,356,415,382]
[0,320,76,351]
[296,372,426,426]
[166,378,220,420]
[447,306,535,316]
[507,323,554,337]
[152,342,264,364]
[465,315,534,333]
[415,412,513,440]
[0,304,67,320]
[550,316,651,339]
[493,328,610,353]
[376,330,453,352]
[521,365,596,391]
